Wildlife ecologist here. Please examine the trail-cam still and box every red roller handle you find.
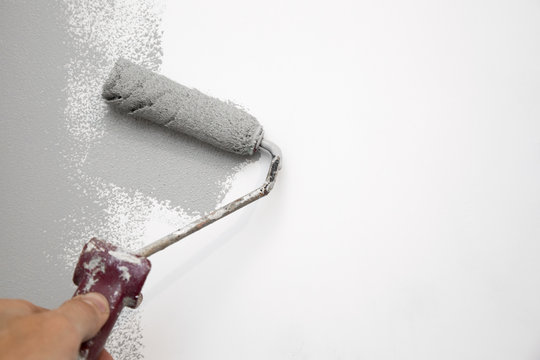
[72,238,152,360]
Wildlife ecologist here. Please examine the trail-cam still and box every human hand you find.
[0,293,112,360]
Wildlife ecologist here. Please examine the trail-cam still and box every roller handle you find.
[72,238,152,360]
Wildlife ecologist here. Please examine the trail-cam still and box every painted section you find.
[1,0,74,304]
[1,0,252,359]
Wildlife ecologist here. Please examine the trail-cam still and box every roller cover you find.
[102,59,263,155]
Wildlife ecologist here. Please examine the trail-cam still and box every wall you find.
[1,0,250,358]
[2,0,540,359]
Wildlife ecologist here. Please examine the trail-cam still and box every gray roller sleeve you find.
[102,59,264,155]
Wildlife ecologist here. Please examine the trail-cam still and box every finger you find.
[98,349,114,360]
[0,299,46,324]
[54,293,110,342]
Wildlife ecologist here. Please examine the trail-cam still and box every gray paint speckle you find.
[83,109,253,213]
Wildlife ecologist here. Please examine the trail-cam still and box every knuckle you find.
[55,297,105,338]
[13,299,38,312]
[73,297,101,317]
[61,297,98,319]
[50,313,81,340]
[0,299,39,317]
[50,312,74,330]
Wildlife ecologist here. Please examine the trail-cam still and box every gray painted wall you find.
[1,1,248,358]
[1,0,75,304]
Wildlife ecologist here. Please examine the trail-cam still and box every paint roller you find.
[73,59,282,360]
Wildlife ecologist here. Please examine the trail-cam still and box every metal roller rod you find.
[135,138,282,258]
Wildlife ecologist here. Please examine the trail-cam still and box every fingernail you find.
[80,293,109,314]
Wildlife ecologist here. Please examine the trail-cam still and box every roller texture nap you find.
[102,59,263,155]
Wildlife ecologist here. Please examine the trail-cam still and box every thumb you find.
[55,293,110,342]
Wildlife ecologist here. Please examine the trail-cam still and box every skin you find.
[0,293,113,360]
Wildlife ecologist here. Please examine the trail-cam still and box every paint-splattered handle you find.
[73,276,127,360]
[72,238,152,360]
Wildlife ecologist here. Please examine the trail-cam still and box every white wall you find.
[2,0,540,359]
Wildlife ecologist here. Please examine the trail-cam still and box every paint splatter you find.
[59,0,170,358]
[61,0,163,165]
[57,0,258,358]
